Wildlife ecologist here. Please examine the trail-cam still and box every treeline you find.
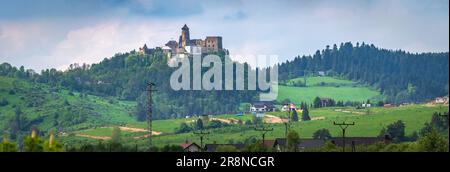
[278,42,449,103]
[0,128,63,152]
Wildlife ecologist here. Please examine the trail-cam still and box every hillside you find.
[278,42,449,103]
[277,76,381,104]
[0,76,136,138]
[1,74,382,136]
[0,49,258,120]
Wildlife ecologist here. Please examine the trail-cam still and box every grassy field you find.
[64,104,448,147]
[277,76,380,104]
[287,76,355,87]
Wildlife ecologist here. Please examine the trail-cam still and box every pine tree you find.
[292,110,299,122]
[196,118,204,130]
[302,105,311,121]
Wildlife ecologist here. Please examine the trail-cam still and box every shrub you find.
[0,98,9,107]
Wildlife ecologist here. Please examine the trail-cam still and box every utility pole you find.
[146,82,157,148]
[254,126,273,146]
[284,109,292,137]
[193,130,210,151]
[284,108,292,152]
[333,121,355,152]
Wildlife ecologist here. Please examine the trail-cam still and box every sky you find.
[0,0,448,71]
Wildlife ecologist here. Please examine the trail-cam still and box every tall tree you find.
[313,128,332,140]
[302,106,311,121]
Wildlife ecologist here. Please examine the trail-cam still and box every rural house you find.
[435,97,449,104]
[250,101,276,112]
[281,103,298,112]
[269,138,326,152]
[362,103,371,108]
[180,141,202,152]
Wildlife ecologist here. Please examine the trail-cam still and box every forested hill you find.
[0,48,258,120]
[278,42,449,103]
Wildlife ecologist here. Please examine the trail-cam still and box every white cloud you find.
[48,19,179,70]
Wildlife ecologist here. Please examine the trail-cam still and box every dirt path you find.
[311,116,325,121]
[334,109,364,115]
[118,126,148,132]
[133,132,163,139]
[263,114,325,123]
[75,126,162,141]
[76,134,111,140]
[264,115,288,124]
[209,117,240,124]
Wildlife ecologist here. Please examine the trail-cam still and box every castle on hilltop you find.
[139,24,227,57]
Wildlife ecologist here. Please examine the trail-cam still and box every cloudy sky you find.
[0,0,448,71]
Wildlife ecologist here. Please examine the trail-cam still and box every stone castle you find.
[139,24,226,57]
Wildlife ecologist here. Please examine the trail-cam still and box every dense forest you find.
[278,42,449,103]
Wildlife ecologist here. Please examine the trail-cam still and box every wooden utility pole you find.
[333,121,355,152]
[146,82,157,148]
[193,130,210,151]
[284,109,292,137]
[284,108,292,151]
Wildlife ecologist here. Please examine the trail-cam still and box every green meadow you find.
[277,76,381,104]
[66,104,448,147]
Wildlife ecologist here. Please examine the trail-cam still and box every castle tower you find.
[179,24,190,48]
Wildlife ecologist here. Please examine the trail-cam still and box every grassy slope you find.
[277,76,380,104]
[0,76,136,132]
[288,76,354,86]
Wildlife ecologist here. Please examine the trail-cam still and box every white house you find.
[250,102,276,112]
[362,103,371,108]
[281,103,297,112]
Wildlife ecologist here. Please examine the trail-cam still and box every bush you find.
[313,128,332,140]
[0,137,17,152]
[416,129,449,152]
[0,98,9,107]
[379,120,406,142]
[176,123,193,134]
[207,120,228,129]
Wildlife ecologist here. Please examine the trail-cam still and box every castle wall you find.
[205,37,223,50]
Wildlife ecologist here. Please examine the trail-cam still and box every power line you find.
[333,121,355,152]
[193,130,210,151]
[254,126,273,147]
[284,109,293,152]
